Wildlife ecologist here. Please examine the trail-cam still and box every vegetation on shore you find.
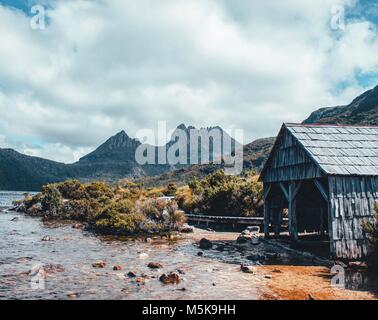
[176,170,263,217]
[16,180,187,236]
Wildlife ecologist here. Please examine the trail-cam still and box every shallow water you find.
[0,191,261,300]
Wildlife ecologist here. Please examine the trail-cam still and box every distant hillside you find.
[0,148,72,191]
[303,85,378,125]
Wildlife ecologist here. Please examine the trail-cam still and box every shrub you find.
[184,170,263,217]
[41,184,62,217]
[165,183,177,196]
[94,200,144,234]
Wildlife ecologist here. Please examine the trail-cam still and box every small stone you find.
[199,238,213,250]
[67,292,79,299]
[11,217,19,222]
[135,277,145,285]
[264,275,272,279]
[180,224,194,233]
[177,287,186,291]
[240,264,256,274]
[92,261,106,269]
[148,262,163,269]
[197,251,204,256]
[127,271,137,278]
[72,223,85,230]
[41,236,52,241]
[113,265,123,271]
[272,269,283,273]
[236,236,249,244]
[306,294,315,300]
[159,273,180,285]
[145,238,153,243]
[177,269,185,275]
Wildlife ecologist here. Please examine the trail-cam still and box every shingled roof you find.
[285,123,378,176]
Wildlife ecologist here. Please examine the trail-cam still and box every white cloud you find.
[0,0,377,162]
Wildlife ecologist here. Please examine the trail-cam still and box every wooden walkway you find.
[186,214,288,228]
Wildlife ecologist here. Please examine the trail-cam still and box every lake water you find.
[0,191,261,300]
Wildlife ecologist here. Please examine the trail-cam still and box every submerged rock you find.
[148,262,162,269]
[199,238,213,250]
[113,265,123,271]
[159,272,180,285]
[92,261,106,269]
[72,223,85,230]
[11,217,19,222]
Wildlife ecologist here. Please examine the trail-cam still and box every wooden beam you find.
[273,208,282,238]
[288,181,298,242]
[264,183,272,200]
[264,183,271,239]
[314,179,328,202]
[279,182,289,201]
[292,181,302,201]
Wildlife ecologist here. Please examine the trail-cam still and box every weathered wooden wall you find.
[261,129,324,183]
[328,175,378,259]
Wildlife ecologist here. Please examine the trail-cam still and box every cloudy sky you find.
[0,0,378,163]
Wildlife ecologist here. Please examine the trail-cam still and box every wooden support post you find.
[264,183,271,239]
[288,181,298,243]
[319,207,325,237]
[273,208,282,238]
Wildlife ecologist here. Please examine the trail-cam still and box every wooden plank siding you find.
[261,129,325,183]
[328,175,378,259]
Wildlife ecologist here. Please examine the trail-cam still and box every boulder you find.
[159,273,180,285]
[199,238,213,250]
[148,262,162,269]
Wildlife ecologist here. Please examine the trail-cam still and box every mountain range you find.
[1,85,377,190]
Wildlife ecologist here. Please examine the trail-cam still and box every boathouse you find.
[259,123,378,259]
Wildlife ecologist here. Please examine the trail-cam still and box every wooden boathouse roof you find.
[260,123,378,179]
